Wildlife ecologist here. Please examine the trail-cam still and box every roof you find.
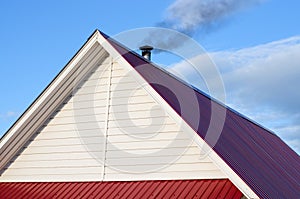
[0,30,299,198]
[102,31,300,198]
[0,179,243,199]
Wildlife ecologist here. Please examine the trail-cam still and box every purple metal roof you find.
[0,179,242,199]
[102,31,300,198]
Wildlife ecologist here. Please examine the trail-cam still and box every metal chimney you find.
[139,45,153,61]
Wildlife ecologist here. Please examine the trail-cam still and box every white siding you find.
[0,57,112,181]
[0,58,226,182]
[102,62,226,180]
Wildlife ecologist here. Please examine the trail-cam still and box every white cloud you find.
[0,111,18,120]
[168,36,300,154]
[0,111,19,137]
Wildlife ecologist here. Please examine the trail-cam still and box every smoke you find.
[162,0,261,34]
[143,0,263,51]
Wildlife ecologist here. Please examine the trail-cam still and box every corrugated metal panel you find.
[0,179,242,199]
[103,31,300,199]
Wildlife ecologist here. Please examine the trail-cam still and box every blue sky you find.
[0,0,299,153]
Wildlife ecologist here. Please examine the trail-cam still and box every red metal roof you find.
[101,31,300,198]
[0,179,242,199]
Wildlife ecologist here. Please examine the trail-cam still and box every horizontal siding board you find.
[105,145,201,158]
[74,85,108,96]
[66,99,107,109]
[70,92,108,102]
[0,174,102,182]
[109,102,157,113]
[106,153,212,162]
[110,95,155,105]
[108,118,175,128]
[110,88,148,98]
[14,152,102,162]
[40,125,105,133]
[108,109,167,120]
[46,115,106,125]
[42,122,106,132]
[28,137,104,147]
[18,144,103,155]
[89,65,110,78]
[111,69,129,77]
[2,167,102,176]
[76,83,109,94]
[8,159,101,169]
[104,171,226,181]
[111,75,136,84]
[47,116,74,125]
[82,77,109,87]
[105,163,219,173]
[41,123,76,132]
[109,116,171,124]
[34,130,103,140]
[106,139,193,150]
[107,132,187,143]
[105,155,213,166]
[108,124,181,135]
[73,88,107,98]
[110,82,143,92]
[55,107,107,118]
[89,71,110,81]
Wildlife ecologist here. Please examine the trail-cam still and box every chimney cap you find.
[139,45,154,61]
[139,45,153,51]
